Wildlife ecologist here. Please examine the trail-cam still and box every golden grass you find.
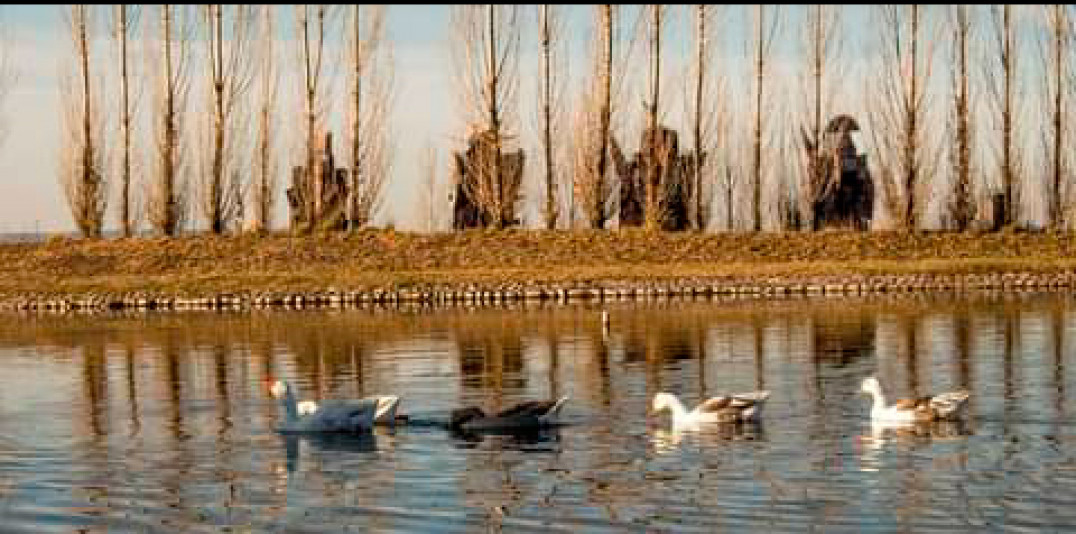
[3,228,1075,295]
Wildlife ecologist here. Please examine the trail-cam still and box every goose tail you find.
[542,396,571,422]
[930,391,970,420]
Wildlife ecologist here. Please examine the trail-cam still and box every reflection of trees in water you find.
[122,340,140,437]
[753,316,765,390]
[81,339,108,439]
[456,328,526,413]
[812,312,875,366]
[1004,307,1018,430]
[8,300,1076,514]
[1052,307,1066,420]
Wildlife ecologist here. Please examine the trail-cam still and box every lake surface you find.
[0,293,1075,532]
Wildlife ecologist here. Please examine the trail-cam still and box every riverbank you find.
[4,229,1076,311]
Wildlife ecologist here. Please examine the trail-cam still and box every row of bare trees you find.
[58,5,391,238]
[54,5,1076,237]
[448,5,1075,233]
[862,5,1074,231]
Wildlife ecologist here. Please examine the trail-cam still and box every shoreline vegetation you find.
[3,229,1076,312]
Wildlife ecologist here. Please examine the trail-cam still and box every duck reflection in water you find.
[652,421,766,454]
[282,431,380,473]
[451,425,563,451]
[857,419,971,473]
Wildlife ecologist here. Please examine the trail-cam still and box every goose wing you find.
[893,397,931,411]
[696,396,759,423]
[496,401,550,418]
[307,399,377,431]
[497,397,569,419]
[730,390,770,405]
[696,396,733,413]
[929,391,970,420]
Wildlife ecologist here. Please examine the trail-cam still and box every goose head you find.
[269,380,291,399]
[651,392,678,415]
[860,377,882,397]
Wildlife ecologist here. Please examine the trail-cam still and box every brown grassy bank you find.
[2,228,1076,298]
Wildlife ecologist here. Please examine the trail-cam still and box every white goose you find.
[651,391,770,429]
[860,376,969,423]
[269,380,399,433]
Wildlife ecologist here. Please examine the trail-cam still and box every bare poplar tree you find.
[199,5,253,234]
[251,4,276,233]
[111,5,139,237]
[536,5,567,230]
[60,5,107,238]
[985,4,1021,227]
[573,5,617,230]
[750,5,780,231]
[344,5,392,230]
[867,5,937,230]
[1042,5,1072,228]
[148,4,191,236]
[450,5,521,229]
[797,5,843,230]
[685,5,721,231]
[948,5,974,230]
[294,5,334,230]
[642,4,667,232]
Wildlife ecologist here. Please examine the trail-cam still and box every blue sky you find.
[0,5,1056,234]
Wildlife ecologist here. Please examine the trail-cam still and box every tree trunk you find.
[349,5,363,231]
[902,4,920,231]
[1000,4,1014,227]
[751,5,764,232]
[644,5,662,233]
[486,6,505,229]
[591,4,613,230]
[118,6,132,237]
[209,5,225,234]
[952,5,972,231]
[1050,5,1065,228]
[77,6,100,237]
[253,5,274,232]
[540,5,556,230]
[691,5,706,231]
[159,4,178,236]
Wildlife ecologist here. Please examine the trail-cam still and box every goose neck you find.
[281,387,300,423]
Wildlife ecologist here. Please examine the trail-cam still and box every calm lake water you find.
[0,294,1075,532]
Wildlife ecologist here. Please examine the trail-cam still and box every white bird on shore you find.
[651,391,770,429]
[859,376,969,424]
[269,380,399,432]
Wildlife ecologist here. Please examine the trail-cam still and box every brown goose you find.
[449,396,570,432]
